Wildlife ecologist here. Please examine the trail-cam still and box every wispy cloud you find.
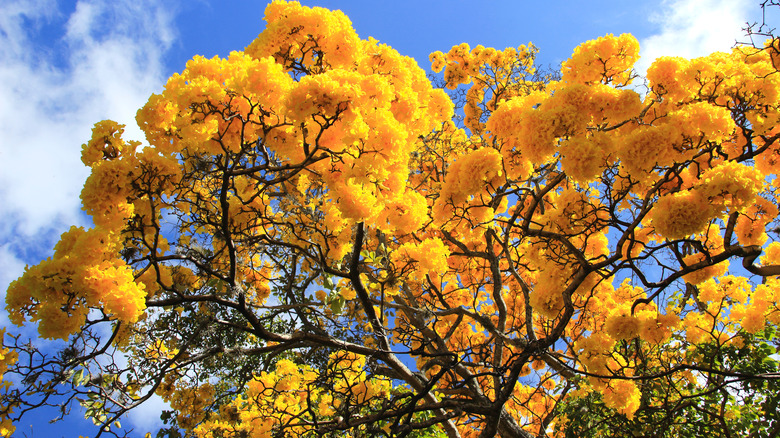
[0,0,175,241]
[0,0,175,270]
[636,0,756,75]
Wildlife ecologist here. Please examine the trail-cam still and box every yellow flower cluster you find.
[6,226,146,339]
[486,80,643,184]
[650,161,763,240]
[155,380,215,431]
[381,189,429,235]
[140,52,294,156]
[559,131,614,183]
[80,120,136,166]
[431,42,539,138]
[566,276,686,419]
[682,254,729,285]
[692,275,780,335]
[699,160,764,210]
[484,91,543,178]
[735,197,777,246]
[446,148,505,203]
[194,359,314,437]
[649,190,714,240]
[430,43,535,90]
[194,352,390,437]
[433,147,505,226]
[136,0,453,242]
[5,114,177,341]
[391,238,451,282]
[247,0,360,70]
[80,122,140,229]
[528,270,567,319]
[561,33,639,86]
[598,379,642,419]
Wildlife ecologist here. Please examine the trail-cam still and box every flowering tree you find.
[3,1,780,437]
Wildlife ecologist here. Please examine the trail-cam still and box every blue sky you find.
[0,0,773,436]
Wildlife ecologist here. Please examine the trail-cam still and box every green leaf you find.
[72,369,86,387]
[765,326,776,341]
[330,296,345,314]
[322,274,334,289]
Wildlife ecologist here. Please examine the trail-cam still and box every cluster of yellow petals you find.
[687,274,780,335]
[648,47,780,125]
[194,353,390,437]
[430,43,536,90]
[6,226,145,339]
[650,161,763,240]
[80,121,140,228]
[617,100,736,178]
[191,367,303,438]
[568,279,683,419]
[561,33,639,85]
[597,379,642,419]
[246,0,359,70]
[486,78,643,183]
[649,189,715,240]
[158,381,215,431]
[137,1,453,242]
[681,229,730,284]
[735,197,778,246]
[433,147,505,227]
[391,238,451,282]
[559,131,614,183]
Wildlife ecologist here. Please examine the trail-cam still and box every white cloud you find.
[0,0,175,240]
[125,393,168,432]
[636,0,755,76]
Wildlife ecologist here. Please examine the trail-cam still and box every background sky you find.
[0,0,775,436]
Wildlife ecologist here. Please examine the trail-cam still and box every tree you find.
[2,1,780,437]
